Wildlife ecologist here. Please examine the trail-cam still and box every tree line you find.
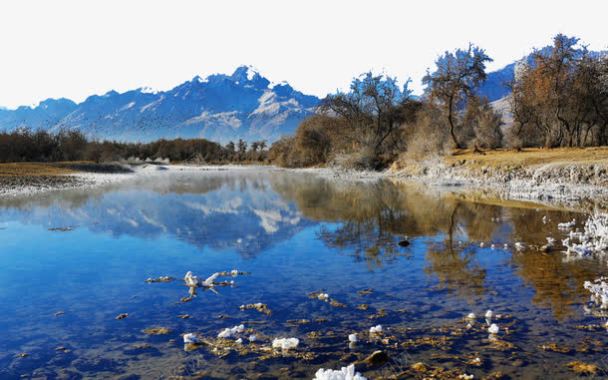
[270,34,608,169]
[0,129,269,164]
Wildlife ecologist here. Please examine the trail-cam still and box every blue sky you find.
[0,0,606,108]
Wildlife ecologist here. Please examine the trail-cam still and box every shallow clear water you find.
[0,168,606,379]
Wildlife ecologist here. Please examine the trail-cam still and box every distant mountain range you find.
[0,47,593,143]
[0,66,319,143]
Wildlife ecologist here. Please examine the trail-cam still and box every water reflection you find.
[0,169,600,319]
[0,168,606,379]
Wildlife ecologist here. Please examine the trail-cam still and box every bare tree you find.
[423,44,492,148]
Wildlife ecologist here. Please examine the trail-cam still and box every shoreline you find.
[1,151,608,212]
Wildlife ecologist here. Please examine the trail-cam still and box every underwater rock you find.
[360,350,389,368]
[240,303,272,316]
[398,240,410,247]
[143,327,171,335]
[411,362,428,372]
[567,361,598,375]
[357,288,373,296]
[272,337,299,350]
[313,364,367,380]
[540,342,573,354]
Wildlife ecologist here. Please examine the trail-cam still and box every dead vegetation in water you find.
[240,303,272,316]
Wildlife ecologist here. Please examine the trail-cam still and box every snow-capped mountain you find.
[0,66,320,143]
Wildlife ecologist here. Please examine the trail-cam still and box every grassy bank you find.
[391,147,608,205]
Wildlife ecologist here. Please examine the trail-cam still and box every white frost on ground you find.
[313,364,367,380]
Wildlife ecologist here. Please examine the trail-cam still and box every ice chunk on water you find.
[313,364,367,380]
[272,337,299,350]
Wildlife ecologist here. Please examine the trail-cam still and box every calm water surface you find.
[0,168,606,379]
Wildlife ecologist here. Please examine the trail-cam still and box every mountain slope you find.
[0,66,320,143]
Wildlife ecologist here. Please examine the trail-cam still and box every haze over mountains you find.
[0,59,530,143]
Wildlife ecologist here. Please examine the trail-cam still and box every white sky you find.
[0,0,606,108]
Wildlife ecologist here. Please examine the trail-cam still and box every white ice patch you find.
[313,364,367,380]
[272,337,299,350]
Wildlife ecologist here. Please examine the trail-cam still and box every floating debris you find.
[348,333,358,343]
[318,293,330,301]
[248,334,257,342]
[488,323,499,335]
[218,324,245,339]
[330,299,346,308]
[272,337,299,350]
[514,242,525,251]
[313,364,367,380]
[485,309,493,319]
[143,327,171,335]
[15,352,28,358]
[240,303,272,316]
[115,313,128,320]
[357,288,373,296]
[369,325,383,335]
[356,304,369,311]
[466,312,476,320]
[177,314,191,319]
[54,311,64,317]
[145,276,174,283]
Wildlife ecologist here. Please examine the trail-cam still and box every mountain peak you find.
[230,65,270,88]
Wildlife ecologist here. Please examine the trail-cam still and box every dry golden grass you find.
[0,163,75,177]
[446,147,608,169]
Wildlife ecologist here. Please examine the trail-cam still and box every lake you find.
[0,167,605,379]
